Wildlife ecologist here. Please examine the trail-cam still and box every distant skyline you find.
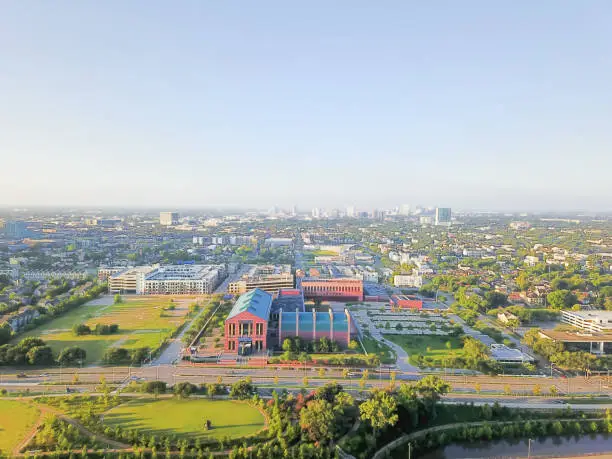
[1,1,611,211]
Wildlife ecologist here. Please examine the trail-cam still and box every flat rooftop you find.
[562,310,612,320]
[540,329,612,343]
[145,265,222,281]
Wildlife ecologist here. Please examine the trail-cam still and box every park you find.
[14,295,203,364]
[0,400,40,455]
[103,398,266,440]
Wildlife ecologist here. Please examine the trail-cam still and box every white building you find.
[561,310,612,334]
[393,273,423,288]
[143,264,226,295]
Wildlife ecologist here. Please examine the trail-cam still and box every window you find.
[256,323,263,335]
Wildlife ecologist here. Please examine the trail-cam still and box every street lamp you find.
[549,363,555,378]
[527,438,533,458]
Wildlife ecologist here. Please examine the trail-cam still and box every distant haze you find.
[1,2,611,211]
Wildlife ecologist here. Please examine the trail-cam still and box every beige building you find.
[108,266,156,293]
[228,265,294,295]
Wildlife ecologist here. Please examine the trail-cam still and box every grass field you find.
[383,334,464,367]
[103,398,265,440]
[16,296,201,363]
[0,400,40,454]
[361,334,396,364]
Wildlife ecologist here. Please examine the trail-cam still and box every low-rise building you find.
[299,278,363,302]
[561,310,612,333]
[228,265,294,295]
[393,273,423,288]
[390,294,423,311]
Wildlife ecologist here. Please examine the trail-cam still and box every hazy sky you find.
[1,1,611,211]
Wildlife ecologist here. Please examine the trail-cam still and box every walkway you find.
[154,302,216,365]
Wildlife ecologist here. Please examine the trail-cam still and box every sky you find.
[1,1,611,212]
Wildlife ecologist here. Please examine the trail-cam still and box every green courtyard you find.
[103,398,266,440]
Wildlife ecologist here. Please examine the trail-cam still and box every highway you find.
[2,363,611,398]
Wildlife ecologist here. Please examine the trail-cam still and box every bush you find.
[103,347,130,364]
[142,381,167,394]
[173,382,198,398]
[72,323,92,336]
[57,346,87,365]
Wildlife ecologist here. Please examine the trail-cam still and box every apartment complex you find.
[228,264,294,295]
[144,264,225,295]
[108,264,225,295]
[159,212,179,226]
[108,266,156,293]
[561,310,612,333]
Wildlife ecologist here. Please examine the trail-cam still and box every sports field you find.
[0,400,40,454]
[17,296,201,363]
[103,398,265,440]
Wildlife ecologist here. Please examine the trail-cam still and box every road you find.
[3,362,610,398]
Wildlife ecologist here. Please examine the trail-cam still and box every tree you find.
[549,385,558,396]
[57,346,87,366]
[143,381,167,396]
[26,345,54,365]
[516,272,530,291]
[282,338,293,353]
[359,389,398,442]
[0,322,11,346]
[230,378,256,400]
[174,382,197,398]
[299,399,336,445]
[532,384,542,396]
[114,294,123,304]
[462,337,490,368]
[348,340,359,351]
[485,292,508,309]
[547,290,578,310]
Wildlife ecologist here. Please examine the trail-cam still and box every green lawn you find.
[16,296,201,364]
[0,400,40,454]
[361,334,396,364]
[103,398,265,440]
[383,334,464,367]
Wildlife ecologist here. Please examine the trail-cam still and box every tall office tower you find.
[311,208,320,218]
[435,207,452,226]
[399,204,411,216]
[346,206,355,217]
[160,211,179,226]
[291,205,298,216]
[3,221,28,239]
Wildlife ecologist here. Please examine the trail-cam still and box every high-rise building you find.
[311,208,320,218]
[346,206,355,218]
[160,212,179,226]
[291,205,298,216]
[435,208,452,225]
[3,221,28,239]
[399,204,411,216]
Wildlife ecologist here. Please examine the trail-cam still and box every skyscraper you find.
[399,204,411,216]
[346,206,355,218]
[435,208,452,226]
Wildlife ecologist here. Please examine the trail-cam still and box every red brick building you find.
[390,294,423,310]
[224,288,272,355]
[299,278,364,302]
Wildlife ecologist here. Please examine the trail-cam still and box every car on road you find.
[16,372,27,378]
[39,373,50,377]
